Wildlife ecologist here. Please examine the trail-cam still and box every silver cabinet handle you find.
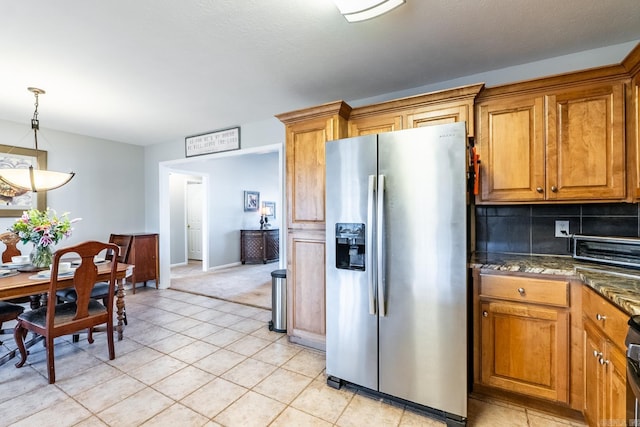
[366,175,377,316]
[536,187,543,193]
[551,186,558,192]
[593,350,602,358]
[596,314,607,321]
[517,287,525,296]
[482,311,488,317]
[599,357,609,366]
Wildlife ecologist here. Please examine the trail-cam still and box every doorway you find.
[186,181,203,261]
[158,143,284,289]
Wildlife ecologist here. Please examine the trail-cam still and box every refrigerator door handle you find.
[367,175,377,315]
[377,174,386,317]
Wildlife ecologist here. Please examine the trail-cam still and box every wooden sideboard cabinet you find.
[241,229,279,264]
[113,233,159,294]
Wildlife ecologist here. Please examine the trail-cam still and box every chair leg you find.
[72,334,80,343]
[13,321,28,368]
[87,327,94,344]
[46,336,55,384]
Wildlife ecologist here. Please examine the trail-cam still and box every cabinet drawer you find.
[480,274,569,307]
[582,286,628,347]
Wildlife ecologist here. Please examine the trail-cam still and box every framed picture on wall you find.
[262,201,275,220]
[244,191,259,211]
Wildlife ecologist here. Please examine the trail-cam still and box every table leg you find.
[116,278,125,341]
[29,294,41,309]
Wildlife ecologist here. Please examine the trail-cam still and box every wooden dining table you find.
[0,262,134,341]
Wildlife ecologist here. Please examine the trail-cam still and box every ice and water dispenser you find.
[335,223,365,271]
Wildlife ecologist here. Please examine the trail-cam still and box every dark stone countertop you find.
[470,252,640,316]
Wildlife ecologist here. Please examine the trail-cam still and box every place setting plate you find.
[29,268,76,280]
[0,268,20,278]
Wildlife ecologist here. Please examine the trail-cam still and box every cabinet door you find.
[480,300,569,402]
[583,319,605,427]
[546,82,625,200]
[348,114,402,137]
[406,104,474,136]
[287,230,326,350]
[477,96,545,202]
[285,117,335,231]
[605,343,628,426]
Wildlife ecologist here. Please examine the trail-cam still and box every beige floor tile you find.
[163,316,210,332]
[221,357,277,388]
[228,317,265,333]
[251,310,273,322]
[140,402,210,426]
[127,325,176,346]
[11,397,91,427]
[210,312,246,327]
[107,346,164,371]
[250,326,287,342]
[168,339,219,364]
[225,334,271,356]
[400,408,446,426]
[193,348,246,376]
[146,332,197,354]
[252,341,302,366]
[190,307,227,322]
[214,390,286,427]
[152,365,215,400]
[182,322,222,339]
[127,354,188,385]
[74,374,146,413]
[271,406,333,426]
[97,387,174,427]
[0,384,69,426]
[232,305,268,318]
[282,348,326,378]
[253,367,313,404]
[291,379,355,423]
[73,415,109,426]
[0,364,47,401]
[467,396,528,427]
[201,327,245,347]
[180,377,248,418]
[55,362,123,396]
[336,393,404,427]
[526,409,586,427]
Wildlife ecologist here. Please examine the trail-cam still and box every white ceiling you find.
[1,0,639,146]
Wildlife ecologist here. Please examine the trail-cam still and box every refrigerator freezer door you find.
[377,123,468,418]
[326,134,378,391]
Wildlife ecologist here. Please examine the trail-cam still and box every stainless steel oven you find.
[626,316,640,426]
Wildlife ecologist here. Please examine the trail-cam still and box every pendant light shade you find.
[0,87,75,192]
[332,0,406,22]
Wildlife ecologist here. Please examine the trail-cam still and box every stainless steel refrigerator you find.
[325,122,468,426]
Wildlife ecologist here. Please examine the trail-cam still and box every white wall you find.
[0,118,146,254]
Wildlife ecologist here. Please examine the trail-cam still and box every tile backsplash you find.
[475,203,640,255]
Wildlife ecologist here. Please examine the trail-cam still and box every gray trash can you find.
[268,269,287,333]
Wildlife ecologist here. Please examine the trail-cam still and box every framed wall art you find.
[185,126,240,158]
[262,201,275,220]
[0,144,46,217]
[244,191,259,211]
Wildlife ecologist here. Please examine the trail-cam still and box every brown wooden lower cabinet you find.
[113,233,159,295]
[475,273,570,404]
[582,286,629,427]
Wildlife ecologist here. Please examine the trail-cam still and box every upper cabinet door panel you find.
[478,97,545,202]
[286,118,332,230]
[406,104,473,136]
[546,83,625,200]
[348,114,402,137]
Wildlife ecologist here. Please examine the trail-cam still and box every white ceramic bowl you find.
[11,255,30,264]
[51,261,72,273]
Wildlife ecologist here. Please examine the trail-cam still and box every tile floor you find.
[0,287,587,426]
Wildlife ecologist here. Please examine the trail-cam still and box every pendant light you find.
[332,0,406,22]
[0,88,75,192]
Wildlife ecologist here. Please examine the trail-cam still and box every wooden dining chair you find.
[0,231,26,343]
[13,240,119,384]
[57,234,132,324]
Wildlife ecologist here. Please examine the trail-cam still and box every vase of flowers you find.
[9,208,79,268]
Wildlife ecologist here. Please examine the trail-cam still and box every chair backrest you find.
[0,232,21,263]
[107,234,132,263]
[47,241,119,332]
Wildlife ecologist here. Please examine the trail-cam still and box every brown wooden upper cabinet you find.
[477,80,626,203]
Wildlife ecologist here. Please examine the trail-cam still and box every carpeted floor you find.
[169,261,277,309]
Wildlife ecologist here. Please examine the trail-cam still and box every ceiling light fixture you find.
[332,0,406,22]
[0,88,75,192]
